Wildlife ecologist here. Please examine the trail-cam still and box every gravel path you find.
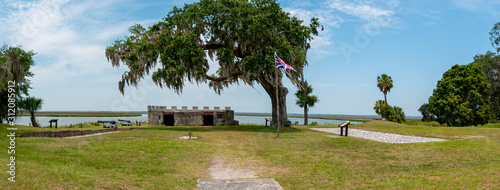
[310,128,446,143]
[63,131,120,139]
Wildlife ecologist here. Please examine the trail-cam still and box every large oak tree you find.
[0,45,35,123]
[106,0,320,127]
[428,64,490,126]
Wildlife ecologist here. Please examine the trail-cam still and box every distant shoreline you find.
[19,111,146,117]
[21,111,421,121]
[235,113,422,122]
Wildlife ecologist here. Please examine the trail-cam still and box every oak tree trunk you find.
[258,72,288,128]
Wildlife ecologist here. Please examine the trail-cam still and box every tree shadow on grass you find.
[138,125,303,134]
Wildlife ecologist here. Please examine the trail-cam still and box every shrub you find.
[310,121,318,126]
[284,119,292,127]
[427,121,441,126]
[387,106,406,123]
[381,105,393,119]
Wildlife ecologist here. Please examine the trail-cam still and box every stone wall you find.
[174,111,204,126]
[148,105,238,126]
[19,128,134,138]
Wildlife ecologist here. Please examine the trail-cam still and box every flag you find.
[275,52,296,72]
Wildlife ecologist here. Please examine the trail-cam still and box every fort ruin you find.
[148,106,239,126]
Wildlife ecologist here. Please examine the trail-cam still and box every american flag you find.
[275,52,296,72]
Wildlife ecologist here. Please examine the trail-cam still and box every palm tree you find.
[20,97,43,127]
[377,74,393,105]
[295,85,318,125]
[373,100,386,118]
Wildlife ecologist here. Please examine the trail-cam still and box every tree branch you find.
[200,43,224,50]
[206,71,242,82]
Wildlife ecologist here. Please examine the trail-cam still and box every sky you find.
[1,0,499,116]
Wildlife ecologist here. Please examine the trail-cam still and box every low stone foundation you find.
[19,128,135,138]
[148,105,238,126]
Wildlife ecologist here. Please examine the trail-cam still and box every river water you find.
[13,114,360,127]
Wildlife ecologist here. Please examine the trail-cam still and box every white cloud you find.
[0,0,149,88]
[284,7,343,28]
[284,8,339,56]
[449,0,500,15]
[327,0,394,21]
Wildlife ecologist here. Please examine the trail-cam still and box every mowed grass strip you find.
[1,121,499,189]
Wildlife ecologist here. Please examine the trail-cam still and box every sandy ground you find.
[208,156,257,179]
[198,156,283,190]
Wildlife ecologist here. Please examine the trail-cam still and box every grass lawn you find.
[1,121,499,189]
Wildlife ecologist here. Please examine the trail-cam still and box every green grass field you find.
[1,121,499,189]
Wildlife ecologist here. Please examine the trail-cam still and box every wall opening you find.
[163,113,174,126]
[203,112,214,126]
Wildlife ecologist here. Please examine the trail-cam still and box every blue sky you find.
[1,0,499,116]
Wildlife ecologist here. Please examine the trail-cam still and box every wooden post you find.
[276,67,280,139]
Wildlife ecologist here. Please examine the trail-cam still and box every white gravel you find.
[63,131,120,139]
[310,128,447,143]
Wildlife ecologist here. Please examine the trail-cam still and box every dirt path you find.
[198,156,283,190]
[208,156,258,179]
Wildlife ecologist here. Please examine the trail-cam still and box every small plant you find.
[388,106,406,123]
[284,119,292,127]
[310,121,318,126]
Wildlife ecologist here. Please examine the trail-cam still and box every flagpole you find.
[275,65,280,139]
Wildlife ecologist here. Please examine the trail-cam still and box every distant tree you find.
[377,74,393,105]
[388,106,406,123]
[472,51,500,121]
[295,85,318,125]
[105,0,321,128]
[490,22,500,53]
[428,64,490,126]
[418,103,434,122]
[0,45,35,123]
[373,100,386,118]
[20,97,43,127]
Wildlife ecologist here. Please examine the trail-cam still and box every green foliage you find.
[310,121,318,126]
[19,96,43,127]
[381,104,393,119]
[20,97,43,114]
[377,74,393,104]
[472,51,500,121]
[105,0,321,127]
[418,103,435,122]
[295,85,318,112]
[490,22,500,53]
[106,0,321,94]
[0,44,36,123]
[373,100,386,118]
[404,120,440,126]
[428,64,491,126]
[387,106,406,123]
[284,119,292,127]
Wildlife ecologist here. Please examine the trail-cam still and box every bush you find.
[427,121,441,126]
[386,106,406,123]
[428,64,490,126]
[310,121,318,126]
[284,119,292,127]
[381,105,392,119]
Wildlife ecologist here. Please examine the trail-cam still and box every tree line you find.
[0,45,44,127]
[418,22,500,126]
